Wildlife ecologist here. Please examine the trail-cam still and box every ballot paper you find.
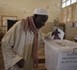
[58,28,65,40]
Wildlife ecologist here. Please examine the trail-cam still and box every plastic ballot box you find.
[44,39,77,70]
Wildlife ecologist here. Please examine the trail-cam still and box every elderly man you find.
[1,8,48,70]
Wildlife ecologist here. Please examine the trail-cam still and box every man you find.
[45,25,65,40]
[52,25,65,40]
[1,8,48,70]
[52,28,60,39]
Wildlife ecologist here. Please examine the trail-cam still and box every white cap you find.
[34,8,48,16]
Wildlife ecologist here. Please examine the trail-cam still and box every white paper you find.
[58,28,65,40]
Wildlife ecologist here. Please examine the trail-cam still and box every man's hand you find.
[16,59,25,68]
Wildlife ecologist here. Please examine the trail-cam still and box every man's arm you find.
[1,21,23,70]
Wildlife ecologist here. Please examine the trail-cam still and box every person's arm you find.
[1,21,23,70]
[44,32,53,39]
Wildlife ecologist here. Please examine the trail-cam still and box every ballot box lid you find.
[44,39,77,53]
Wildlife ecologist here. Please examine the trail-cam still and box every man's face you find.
[34,15,48,29]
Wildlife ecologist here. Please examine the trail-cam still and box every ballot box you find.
[44,39,77,70]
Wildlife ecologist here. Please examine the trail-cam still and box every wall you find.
[65,23,77,40]
[61,3,77,40]
[0,0,61,33]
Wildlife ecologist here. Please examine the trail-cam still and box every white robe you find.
[1,20,44,70]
